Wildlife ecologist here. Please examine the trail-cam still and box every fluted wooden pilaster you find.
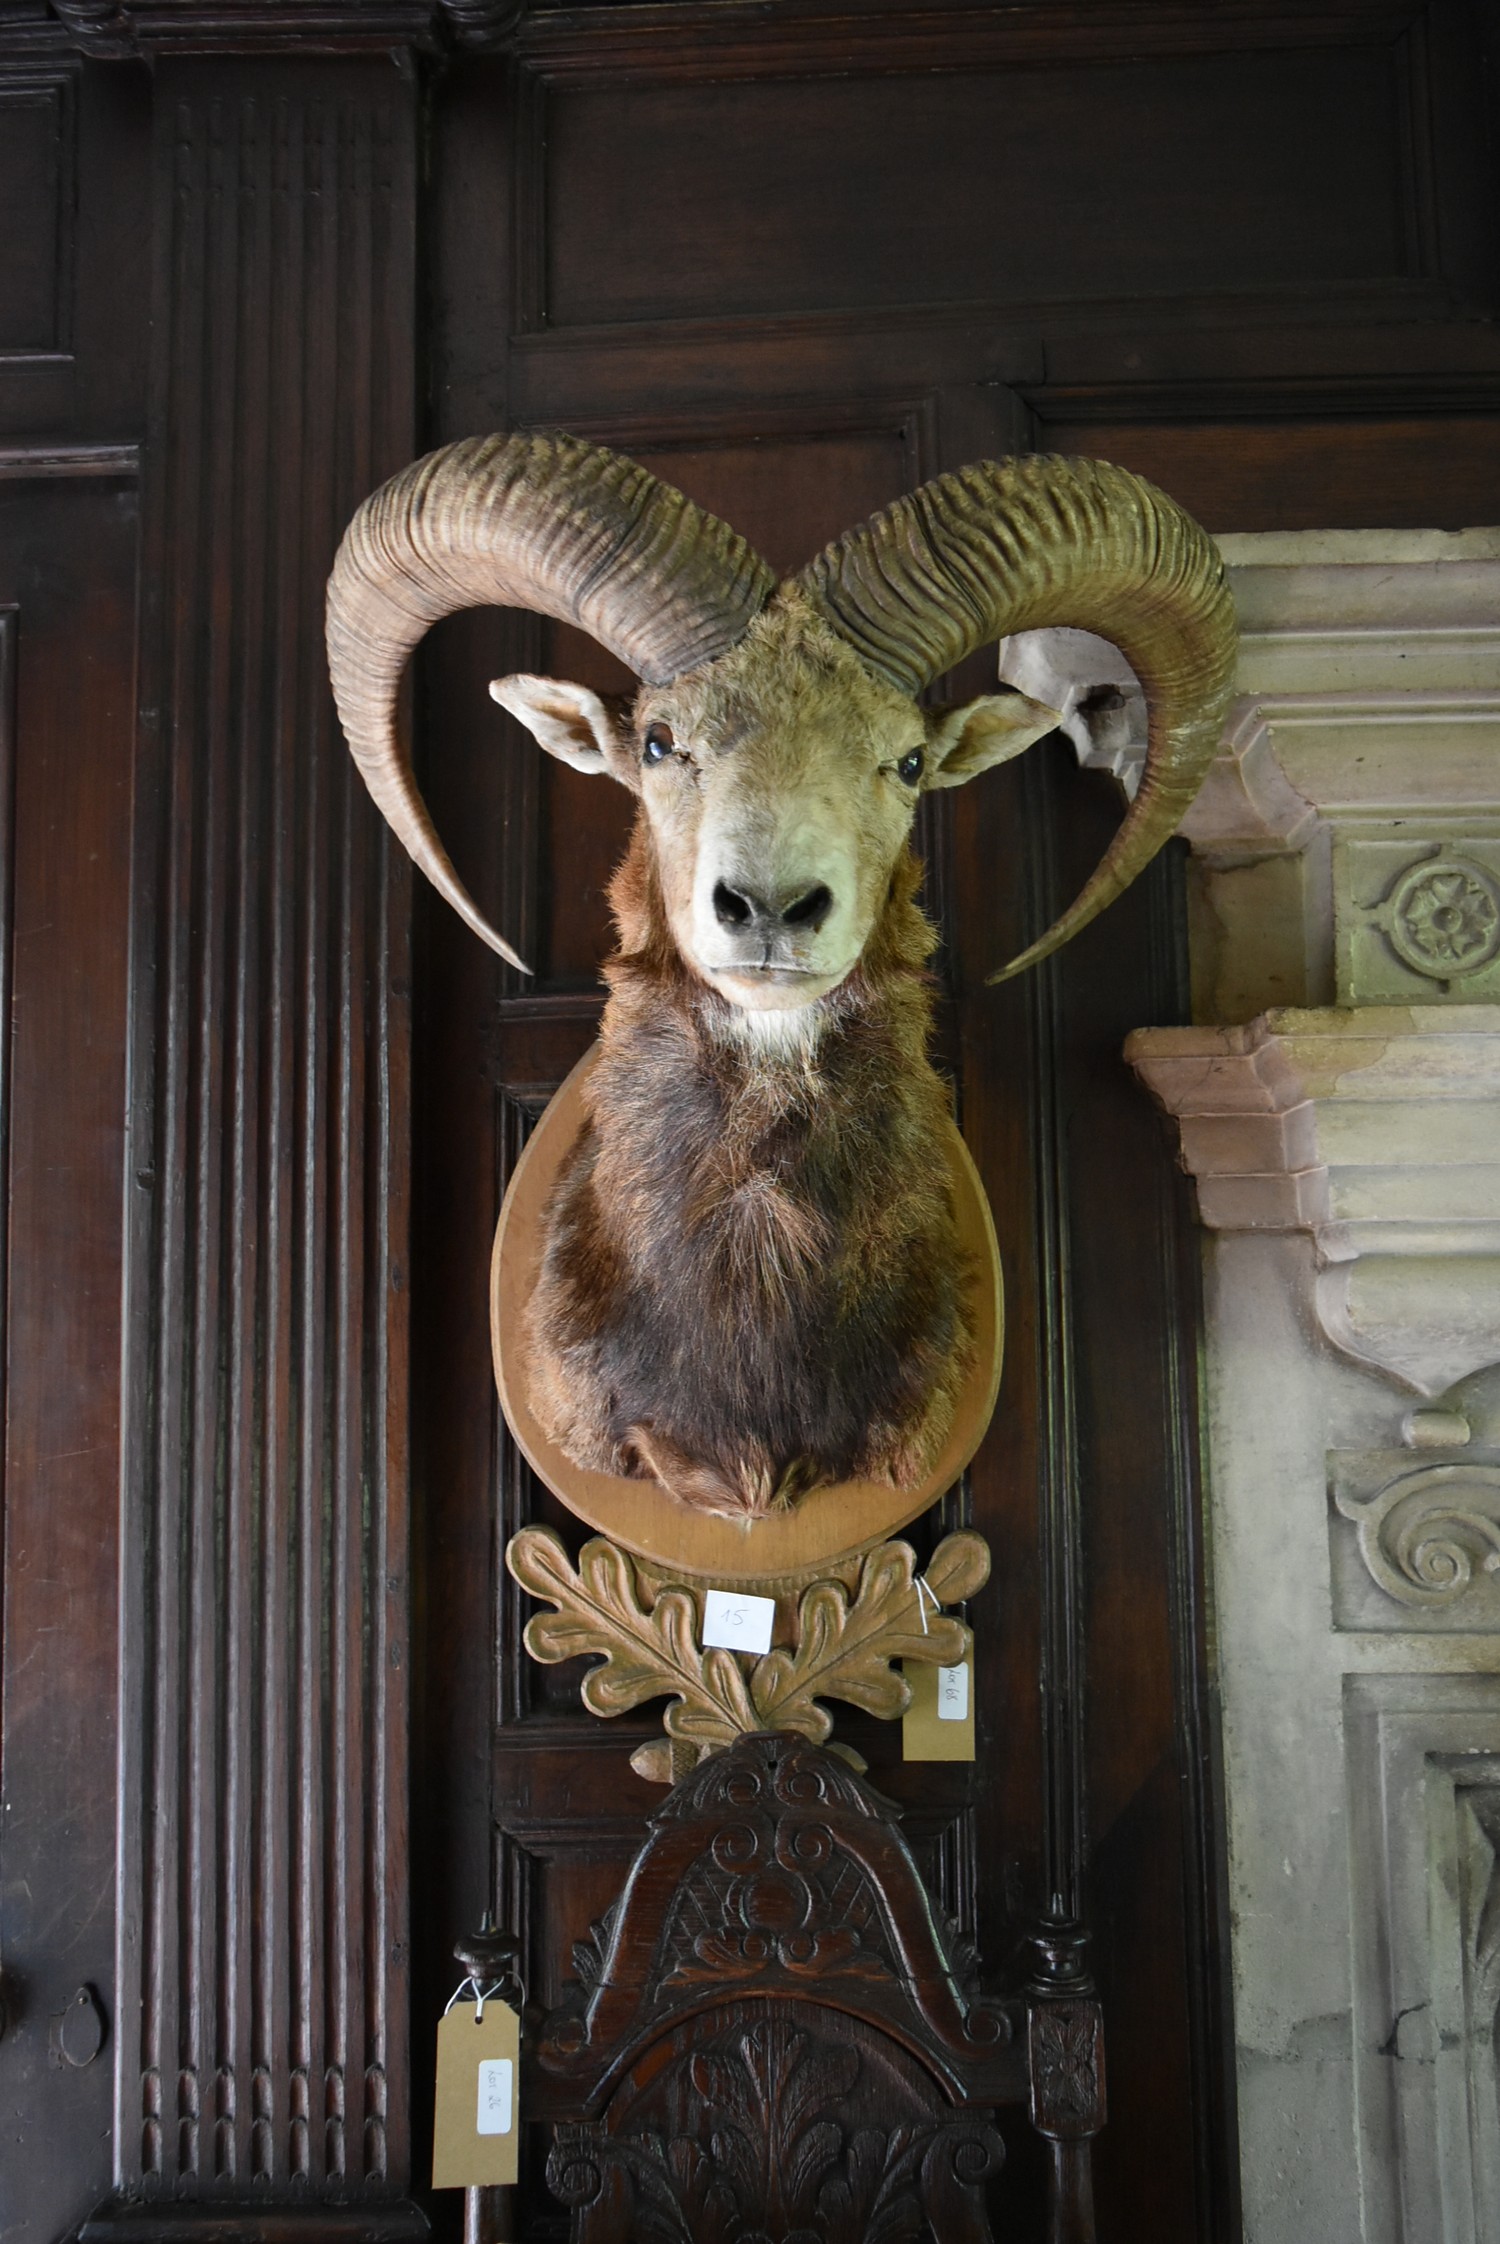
[108,60,419,2223]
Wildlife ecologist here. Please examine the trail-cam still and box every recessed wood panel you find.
[0,475,137,2244]
[1039,413,1500,529]
[0,85,68,353]
[543,44,1408,328]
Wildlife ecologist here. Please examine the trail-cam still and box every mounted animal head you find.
[325,434,1236,1007]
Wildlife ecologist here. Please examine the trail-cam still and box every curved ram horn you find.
[326,431,777,966]
[794,454,1236,980]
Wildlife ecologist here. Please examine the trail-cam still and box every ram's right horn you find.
[326,431,777,966]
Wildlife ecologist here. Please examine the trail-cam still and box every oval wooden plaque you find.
[491,1046,1003,1582]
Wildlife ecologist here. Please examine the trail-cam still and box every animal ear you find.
[924,690,1061,790]
[490,673,619,775]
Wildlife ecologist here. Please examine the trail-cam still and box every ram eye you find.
[642,722,675,765]
[897,748,925,786]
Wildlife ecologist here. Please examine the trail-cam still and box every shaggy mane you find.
[525,820,976,1519]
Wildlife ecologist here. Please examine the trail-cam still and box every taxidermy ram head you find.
[328,435,1235,1518]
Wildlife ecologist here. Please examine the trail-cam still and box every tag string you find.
[444,1969,528,2025]
[444,1974,506,2023]
[915,1576,940,1635]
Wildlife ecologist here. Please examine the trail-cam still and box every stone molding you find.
[1127,1005,1500,1399]
[1002,529,1500,1018]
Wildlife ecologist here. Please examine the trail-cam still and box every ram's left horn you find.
[795,454,1236,980]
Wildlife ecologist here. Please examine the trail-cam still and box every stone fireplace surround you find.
[1006,530,1500,2244]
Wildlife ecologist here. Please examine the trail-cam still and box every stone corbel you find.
[1126,1007,1500,1403]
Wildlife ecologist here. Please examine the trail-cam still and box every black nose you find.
[713,881,833,935]
[781,883,833,930]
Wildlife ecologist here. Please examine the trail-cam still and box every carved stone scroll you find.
[1332,1459,1500,1624]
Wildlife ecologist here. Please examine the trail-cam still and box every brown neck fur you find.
[527,816,972,1516]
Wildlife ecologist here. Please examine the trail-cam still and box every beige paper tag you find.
[432,1999,520,2188]
[902,1657,976,1761]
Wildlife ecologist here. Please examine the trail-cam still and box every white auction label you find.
[701,1587,776,1655]
[476,2057,513,2137]
[937,1662,970,1721]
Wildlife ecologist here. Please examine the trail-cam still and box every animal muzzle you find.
[713,877,834,941]
[692,860,854,997]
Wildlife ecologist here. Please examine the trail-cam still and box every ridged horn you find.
[795,454,1236,980]
[326,431,777,966]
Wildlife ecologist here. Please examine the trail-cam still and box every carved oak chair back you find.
[524,1735,1103,2243]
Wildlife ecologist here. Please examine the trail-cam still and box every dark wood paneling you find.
[104,57,421,2222]
[0,58,150,443]
[1039,411,1500,527]
[542,45,1412,329]
[423,28,1244,2234]
[0,469,138,2244]
[6,0,1500,2233]
[0,80,70,351]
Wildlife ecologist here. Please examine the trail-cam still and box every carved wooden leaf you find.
[506,1526,758,1747]
[509,1526,990,1771]
[921,1528,990,1606]
[750,1533,983,1740]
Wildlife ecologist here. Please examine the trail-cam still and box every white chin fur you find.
[722,1004,827,1059]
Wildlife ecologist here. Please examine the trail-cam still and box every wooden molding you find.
[529,1732,1025,2112]
[41,0,518,56]
[0,441,138,478]
[71,2202,434,2243]
[517,0,1421,86]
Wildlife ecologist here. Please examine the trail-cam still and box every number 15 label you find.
[701,1588,776,1655]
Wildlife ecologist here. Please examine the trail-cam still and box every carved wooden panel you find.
[0,56,150,444]
[107,59,421,2221]
[549,2010,1009,2244]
